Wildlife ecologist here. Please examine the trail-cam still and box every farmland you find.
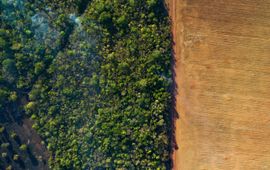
[169,0,270,169]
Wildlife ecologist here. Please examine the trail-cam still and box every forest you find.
[0,0,172,169]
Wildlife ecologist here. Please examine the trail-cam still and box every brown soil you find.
[12,119,49,169]
[167,0,270,169]
[0,110,49,169]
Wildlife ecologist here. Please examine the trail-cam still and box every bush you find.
[13,154,19,161]
[9,92,17,102]
[24,102,36,113]
[1,143,10,149]
[6,165,12,170]
[0,126,5,133]
[2,59,18,83]
[19,144,27,151]
[1,152,8,158]
[10,131,17,139]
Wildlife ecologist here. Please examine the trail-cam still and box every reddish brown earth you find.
[167,0,270,169]
[0,117,49,169]
[1,101,49,169]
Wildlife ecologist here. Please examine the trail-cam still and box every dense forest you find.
[0,0,172,169]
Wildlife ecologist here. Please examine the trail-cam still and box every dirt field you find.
[167,0,270,169]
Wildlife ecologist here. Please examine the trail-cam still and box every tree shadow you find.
[17,159,26,169]
[14,135,22,145]
[27,147,39,166]
[163,0,180,169]
[160,0,179,169]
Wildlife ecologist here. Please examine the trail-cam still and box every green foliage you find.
[116,15,128,28]
[0,37,7,48]
[1,143,10,149]
[34,62,45,75]
[5,165,12,170]
[147,0,158,7]
[0,88,9,111]
[0,126,5,133]
[1,152,7,158]
[2,59,18,83]
[8,91,17,102]
[1,0,172,169]
[19,144,27,151]
[10,131,17,139]
[13,154,19,161]
[24,102,36,113]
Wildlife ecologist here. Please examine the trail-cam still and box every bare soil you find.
[0,110,49,169]
[167,0,270,169]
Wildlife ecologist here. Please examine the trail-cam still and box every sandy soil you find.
[167,0,270,169]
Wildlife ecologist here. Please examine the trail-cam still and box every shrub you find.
[6,165,12,170]
[1,143,10,149]
[13,154,19,161]
[19,144,27,151]
[0,126,5,133]
[8,92,17,102]
[2,59,18,83]
[10,131,17,139]
[1,152,8,158]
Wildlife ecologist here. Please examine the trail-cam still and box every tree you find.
[34,61,45,75]
[116,15,127,28]
[0,37,6,48]
[19,144,27,151]
[9,91,17,102]
[1,152,7,158]
[2,59,18,83]
[147,0,157,7]
[100,12,111,23]
[13,154,19,161]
